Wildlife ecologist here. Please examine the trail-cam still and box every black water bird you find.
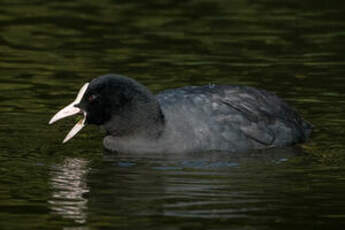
[49,74,312,153]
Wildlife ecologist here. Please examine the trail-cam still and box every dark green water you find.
[1,0,345,229]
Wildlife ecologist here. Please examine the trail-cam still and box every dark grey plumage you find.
[154,85,311,153]
[101,75,312,153]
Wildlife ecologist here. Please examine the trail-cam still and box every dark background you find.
[0,0,344,229]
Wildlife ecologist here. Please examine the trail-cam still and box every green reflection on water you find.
[0,0,345,229]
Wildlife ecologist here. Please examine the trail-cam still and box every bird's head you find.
[49,74,164,143]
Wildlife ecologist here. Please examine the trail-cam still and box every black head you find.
[76,74,164,137]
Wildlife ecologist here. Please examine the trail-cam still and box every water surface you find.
[0,0,345,229]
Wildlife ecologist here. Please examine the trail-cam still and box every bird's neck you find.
[104,101,165,140]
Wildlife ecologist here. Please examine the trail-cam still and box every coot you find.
[49,74,312,153]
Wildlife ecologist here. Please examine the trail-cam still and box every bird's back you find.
[156,85,312,153]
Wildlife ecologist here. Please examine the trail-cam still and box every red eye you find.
[88,94,97,102]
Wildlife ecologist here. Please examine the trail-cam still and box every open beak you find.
[49,82,89,143]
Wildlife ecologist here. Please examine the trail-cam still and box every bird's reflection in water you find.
[48,157,90,224]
